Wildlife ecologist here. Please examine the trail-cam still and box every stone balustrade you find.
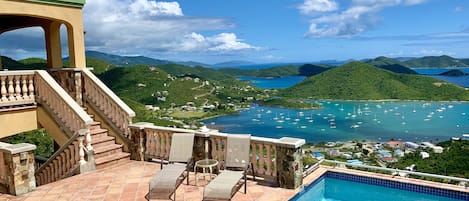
[81,69,135,138]
[35,70,93,136]
[129,123,305,189]
[35,129,95,186]
[0,71,35,107]
[0,142,37,195]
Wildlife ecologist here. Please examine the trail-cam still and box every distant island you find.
[439,69,468,76]
[280,62,469,101]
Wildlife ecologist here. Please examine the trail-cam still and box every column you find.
[0,142,37,196]
[66,18,86,68]
[275,137,305,189]
[44,21,63,69]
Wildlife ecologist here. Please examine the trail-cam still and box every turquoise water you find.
[203,101,469,143]
[291,177,463,201]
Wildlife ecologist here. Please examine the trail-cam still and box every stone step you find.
[90,121,101,130]
[91,135,116,147]
[93,144,124,158]
[95,152,131,170]
[89,128,108,139]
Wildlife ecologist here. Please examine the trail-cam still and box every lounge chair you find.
[203,134,255,201]
[147,133,195,200]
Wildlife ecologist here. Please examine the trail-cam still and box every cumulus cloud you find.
[300,0,428,38]
[298,0,338,14]
[82,0,259,55]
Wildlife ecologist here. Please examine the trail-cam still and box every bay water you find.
[204,68,469,143]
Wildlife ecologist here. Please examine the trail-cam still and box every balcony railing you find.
[50,68,135,143]
[129,123,305,189]
[0,71,35,107]
[1,70,95,186]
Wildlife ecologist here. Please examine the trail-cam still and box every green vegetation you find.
[281,62,469,101]
[219,65,299,77]
[298,64,330,76]
[1,56,47,70]
[260,98,321,109]
[390,140,469,178]
[404,55,468,68]
[5,129,54,158]
[97,65,267,126]
[365,56,417,74]
[439,69,467,76]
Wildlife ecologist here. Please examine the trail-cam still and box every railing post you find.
[0,142,37,196]
[129,122,153,161]
[275,137,305,189]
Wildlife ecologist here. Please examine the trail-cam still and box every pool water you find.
[291,177,466,201]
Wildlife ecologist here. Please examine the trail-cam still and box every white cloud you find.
[82,0,259,55]
[301,0,429,37]
[413,49,455,56]
[299,0,338,14]
[129,0,183,17]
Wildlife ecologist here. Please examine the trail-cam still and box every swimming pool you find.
[290,172,469,201]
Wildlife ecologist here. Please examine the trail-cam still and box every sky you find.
[1,0,469,64]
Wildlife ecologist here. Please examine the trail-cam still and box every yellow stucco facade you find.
[0,0,86,68]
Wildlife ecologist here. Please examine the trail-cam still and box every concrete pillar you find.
[275,137,305,189]
[0,142,37,196]
[66,20,86,68]
[44,21,63,69]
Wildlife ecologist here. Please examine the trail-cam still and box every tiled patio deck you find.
[0,161,297,201]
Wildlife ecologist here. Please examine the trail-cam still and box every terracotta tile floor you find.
[0,161,297,201]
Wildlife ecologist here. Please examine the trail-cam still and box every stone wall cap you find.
[0,143,37,154]
[277,137,305,148]
[131,122,155,129]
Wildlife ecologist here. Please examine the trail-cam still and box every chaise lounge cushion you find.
[149,163,187,198]
[203,170,244,200]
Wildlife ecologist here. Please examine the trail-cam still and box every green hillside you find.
[404,55,468,67]
[219,65,299,77]
[1,56,47,70]
[365,56,417,74]
[298,64,330,76]
[281,62,469,101]
[157,64,232,81]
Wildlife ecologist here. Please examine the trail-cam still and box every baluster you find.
[258,143,265,175]
[1,76,7,101]
[70,143,76,166]
[153,130,160,158]
[14,75,22,100]
[86,129,93,151]
[7,76,14,101]
[251,143,258,174]
[265,144,272,176]
[217,138,223,162]
[45,166,50,184]
[165,132,171,159]
[78,135,86,165]
[210,137,217,160]
[28,74,35,100]
[144,131,151,156]
[22,75,28,100]
[53,158,59,180]
[272,146,277,177]
[60,152,66,176]
[64,149,71,173]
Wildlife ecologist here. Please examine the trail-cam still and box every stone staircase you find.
[87,113,130,169]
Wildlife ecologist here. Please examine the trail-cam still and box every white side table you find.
[194,159,218,185]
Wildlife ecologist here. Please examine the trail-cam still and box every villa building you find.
[0,0,305,199]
